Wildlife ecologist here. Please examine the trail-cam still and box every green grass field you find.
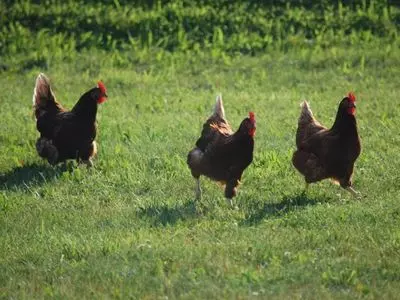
[1,1,400,298]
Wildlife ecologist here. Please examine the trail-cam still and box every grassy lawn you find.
[1,1,400,299]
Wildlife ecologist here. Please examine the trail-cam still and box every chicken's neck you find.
[71,98,98,123]
[331,110,358,139]
[231,130,254,147]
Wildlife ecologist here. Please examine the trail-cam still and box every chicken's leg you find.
[78,142,96,167]
[225,178,239,208]
[195,178,202,200]
[82,159,94,168]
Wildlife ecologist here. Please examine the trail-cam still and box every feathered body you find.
[187,95,255,203]
[33,73,107,166]
[292,93,361,194]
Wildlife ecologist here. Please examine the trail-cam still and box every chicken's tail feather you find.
[213,94,225,119]
[33,73,63,118]
[298,101,314,125]
[295,100,325,148]
[33,73,51,108]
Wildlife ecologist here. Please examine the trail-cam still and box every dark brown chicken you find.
[187,95,256,205]
[292,92,361,196]
[33,73,107,166]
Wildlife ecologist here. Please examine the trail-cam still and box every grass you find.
[1,48,400,298]
[1,0,400,298]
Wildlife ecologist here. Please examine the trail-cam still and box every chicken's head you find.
[96,81,108,104]
[346,92,356,115]
[248,112,256,137]
[239,112,256,137]
[340,92,356,116]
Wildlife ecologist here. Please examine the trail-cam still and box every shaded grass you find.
[0,163,74,191]
[242,193,329,226]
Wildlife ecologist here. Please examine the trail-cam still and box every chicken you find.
[292,92,361,197]
[33,73,107,166]
[187,95,256,206]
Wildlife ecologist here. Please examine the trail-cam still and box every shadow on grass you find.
[136,193,331,227]
[0,162,66,190]
[137,200,202,227]
[242,193,328,226]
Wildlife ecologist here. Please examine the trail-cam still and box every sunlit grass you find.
[0,48,399,298]
[1,0,400,298]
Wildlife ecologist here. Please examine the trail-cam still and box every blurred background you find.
[1,0,399,72]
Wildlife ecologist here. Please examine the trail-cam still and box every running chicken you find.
[187,95,256,205]
[292,92,361,196]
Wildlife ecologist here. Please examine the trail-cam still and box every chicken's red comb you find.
[348,92,356,102]
[97,81,106,94]
[249,112,255,122]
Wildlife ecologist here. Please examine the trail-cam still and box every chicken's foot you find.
[346,186,361,198]
[226,198,235,207]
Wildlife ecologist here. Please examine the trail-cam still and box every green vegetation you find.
[1,0,399,71]
[1,0,400,298]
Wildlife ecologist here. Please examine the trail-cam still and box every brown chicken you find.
[292,92,361,196]
[33,73,107,166]
[187,95,256,206]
